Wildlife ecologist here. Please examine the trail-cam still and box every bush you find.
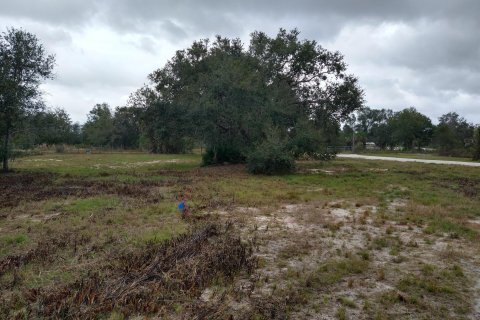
[247,142,295,175]
[287,119,323,157]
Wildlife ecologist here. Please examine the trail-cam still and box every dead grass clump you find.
[370,235,403,252]
[376,263,472,319]
[0,233,88,278]
[0,172,173,209]
[0,172,55,208]
[19,224,255,319]
[278,241,314,260]
[305,257,369,288]
[438,245,465,261]
[439,177,480,198]
[324,221,344,232]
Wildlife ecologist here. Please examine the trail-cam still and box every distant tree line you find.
[11,103,141,150]
[340,107,480,158]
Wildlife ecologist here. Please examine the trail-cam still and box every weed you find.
[305,257,369,288]
[336,306,347,320]
[357,249,370,261]
[426,219,477,240]
[338,296,357,308]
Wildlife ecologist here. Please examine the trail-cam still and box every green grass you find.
[338,296,357,308]
[425,219,477,240]
[305,257,369,288]
[138,224,188,244]
[376,262,471,318]
[2,151,480,319]
[1,233,29,246]
[10,153,201,175]
[63,197,119,214]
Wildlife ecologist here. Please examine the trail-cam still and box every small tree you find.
[0,28,55,172]
[388,107,433,150]
[83,103,114,147]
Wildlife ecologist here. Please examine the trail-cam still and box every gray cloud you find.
[0,0,479,123]
[0,0,97,27]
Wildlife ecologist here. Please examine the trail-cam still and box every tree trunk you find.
[474,129,480,161]
[2,125,10,173]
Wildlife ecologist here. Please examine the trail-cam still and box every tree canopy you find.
[0,28,55,171]
[138,28,364,171]
[83,103,114,147]
[435,112,474,156]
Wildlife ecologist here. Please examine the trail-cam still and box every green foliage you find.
[246,129,295,174]
[434,112,474,157]
[12,108,81,148]
[343,107,477,158]
[247,144,295,175]
[473,127,480,161]
[140,100,192,153]
[139,28,364,167]
[388,107,433,150]
[288,119,324,157]
[0,27,55,171]
[354,107,393,149]
[1,233,29,245]
[64,197,118,214]
[425,218,477,240]
[112,106,140,149]
[83,103,114,147]
[203,144,246,165]
[306,257,369,287]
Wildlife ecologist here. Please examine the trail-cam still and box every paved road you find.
[337,154,480,167]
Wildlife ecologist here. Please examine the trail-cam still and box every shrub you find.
[247,141,295,175]
[287,119,324,157]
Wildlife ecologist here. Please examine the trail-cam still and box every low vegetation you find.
[0,152,479,319]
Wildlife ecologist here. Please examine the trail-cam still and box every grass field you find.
[1,153,479,319]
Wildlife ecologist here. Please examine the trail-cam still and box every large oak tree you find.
[142,29,364,167]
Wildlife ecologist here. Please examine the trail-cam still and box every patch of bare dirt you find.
[92,159,187,169]
[304,167,350,175]
[207,200,480,319]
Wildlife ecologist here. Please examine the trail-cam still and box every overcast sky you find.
[1,0,479,123]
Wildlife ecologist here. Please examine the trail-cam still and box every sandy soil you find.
[338,154,480,167]
[205,199,480,319]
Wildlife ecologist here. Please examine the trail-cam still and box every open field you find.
[1,153,480,319]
